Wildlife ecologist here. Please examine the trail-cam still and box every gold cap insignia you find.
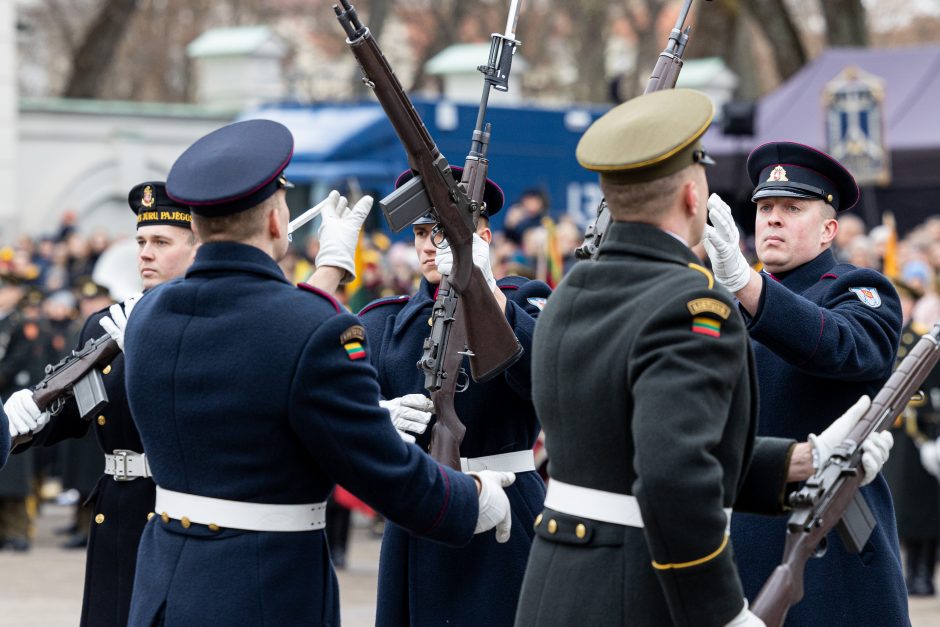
[767,166,788,182]
[141,185,155,208]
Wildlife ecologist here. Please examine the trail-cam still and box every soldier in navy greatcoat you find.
[120,119,516,626]
[514,90,893,627]
[359,167,551,627]
[703,141,908,625]
[2,182,197,626]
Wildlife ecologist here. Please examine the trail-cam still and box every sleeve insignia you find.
[691,316,722,338]
[848,287,882,308]
[343,341,367,360]
[527,297,547,311]
[686,298,730,320]
[340,324,366,344]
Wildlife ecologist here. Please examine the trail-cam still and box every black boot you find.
[910,541,935,596]
[920,540,938,596]
[905,540,922,593]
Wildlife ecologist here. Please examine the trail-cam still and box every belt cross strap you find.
[154,487,326,532]
[545,479,732,531]
[460,450,536,473]
[104,450,152,481]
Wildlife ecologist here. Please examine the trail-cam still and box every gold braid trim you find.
[652,534,728,570]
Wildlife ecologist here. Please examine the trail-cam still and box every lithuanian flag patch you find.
[344,341,367,360]
[691,316,721,338]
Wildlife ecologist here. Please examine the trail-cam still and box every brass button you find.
[547,519,557,534]
[576,523,586,539]
[102,365,112,375]
[208,523,220,532]
[161,512,170,524]
[95,513,105,524]
[97,415,106,426]
[147,512,155,521]
[899,347,908,358]
[534,513,543,528]
[181,517,191,529]
[903,333,914,344]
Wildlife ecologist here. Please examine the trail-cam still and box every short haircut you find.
[192,195,275,241]
[600,166,693,221]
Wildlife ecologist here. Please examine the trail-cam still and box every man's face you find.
[754,197,836,273]
[136,224,197,288]
[413,223,442,284]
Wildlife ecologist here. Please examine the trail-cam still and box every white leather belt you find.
[460,450,536,473]
[545,479,732,531]
[104,450,152,481]
[154,487,326,532]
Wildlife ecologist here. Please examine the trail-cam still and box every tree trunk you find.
[819,0,868,46]
[62,0,140,98]
[744,0,807,81]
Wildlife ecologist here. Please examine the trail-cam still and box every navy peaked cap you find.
[747,141,860,212]
[396,165,505,225]
[167,119,294,217]
[128,181,191,229]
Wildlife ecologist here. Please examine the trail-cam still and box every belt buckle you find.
[111,449,135,482]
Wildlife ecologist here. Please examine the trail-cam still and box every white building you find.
[16,98,234,237]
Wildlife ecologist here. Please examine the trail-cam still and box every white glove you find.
[471,470,516,543]
[315,190,374,285]
[809,395,894,485]
[4,389,49,438]
[379,394,434,443]
[702,193,752,293]
[99,293,142,351]
[920,439,940,478]
[435,233,496,292]
[725,601,766,626]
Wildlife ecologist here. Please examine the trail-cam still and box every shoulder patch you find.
[343,340,367,360]
[691,316,722,338]
[527,297,547,311]
[340,324,366,344]
[358,294,410,316]
[687,263,714,289]
[848,287,882,308]
[297,282,342,313]
[686,298,730,320]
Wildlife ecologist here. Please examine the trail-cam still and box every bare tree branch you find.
[62,0,141,98]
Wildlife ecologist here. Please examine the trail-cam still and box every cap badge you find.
[141,185,155,208]
[767,166,788,182]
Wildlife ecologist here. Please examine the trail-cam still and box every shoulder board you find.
[911,322,930,336]
[687,263,714,289]
[358,294,410,316]
[297,283,341,313]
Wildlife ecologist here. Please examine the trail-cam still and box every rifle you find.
[752,323,940,626]
[334,0,523,469]
[11,333,120,448]
[575,0,707,260]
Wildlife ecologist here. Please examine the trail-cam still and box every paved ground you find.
[1,504,940,626]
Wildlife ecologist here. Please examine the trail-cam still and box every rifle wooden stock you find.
[11,334,120,448]
[753,323,940,625]
[428,292,469,470]
[336,0,521,381]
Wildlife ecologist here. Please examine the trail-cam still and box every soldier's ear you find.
[681,179,700,219]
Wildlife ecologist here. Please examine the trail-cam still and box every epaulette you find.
[497,275,527,291]
[359,294,410,316]
[297,282,341,313]
[912,321,931,336]
[687,263,714,289]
